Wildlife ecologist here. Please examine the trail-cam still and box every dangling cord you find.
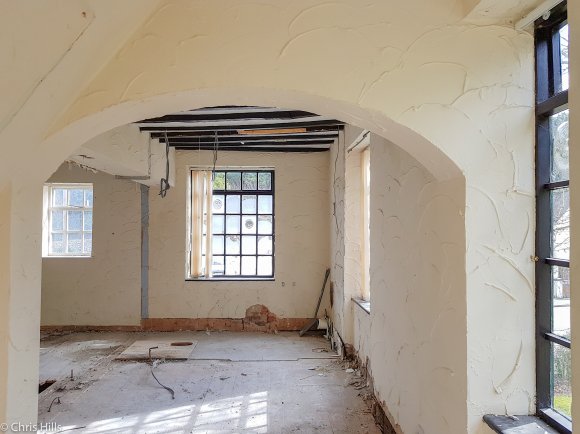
[212,131,219,180]
[160,131,171,198]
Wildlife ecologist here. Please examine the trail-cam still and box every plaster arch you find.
[0,0,534,430]
[39,88,463,185]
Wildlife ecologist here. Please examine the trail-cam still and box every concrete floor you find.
[38,331,380,433]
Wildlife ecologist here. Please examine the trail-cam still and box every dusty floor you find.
[38,331,380,433]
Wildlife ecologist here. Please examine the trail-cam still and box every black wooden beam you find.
[139,120,344,132]
[169,141,332,148]
[159,139,336,146]
[174,146,329,153]
[150,132,339,140]
[139,110,317,123]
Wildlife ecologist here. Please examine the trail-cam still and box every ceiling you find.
[136,106,344,152]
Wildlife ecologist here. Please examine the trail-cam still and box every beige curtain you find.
[191,170,213,278]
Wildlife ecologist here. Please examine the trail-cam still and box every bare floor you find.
[38,331,380,433]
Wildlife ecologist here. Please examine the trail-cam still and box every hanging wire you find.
[159,131,171,198]
[211,131,219,179]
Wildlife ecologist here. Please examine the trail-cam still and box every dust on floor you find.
[38,331,380,433]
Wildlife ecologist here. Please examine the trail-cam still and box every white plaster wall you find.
[70,124,149,178]
[70,125,176,188]
[353,306,371,367]
[41,163,141,326]
[148,150,331,319]
[365,136,467,434]
[329,133,346,343]
[0,0,540,430]
[342,125,366,345]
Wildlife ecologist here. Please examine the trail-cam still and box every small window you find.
[361,148,371,300]
[188,169,274,279]
[43,184,93,257]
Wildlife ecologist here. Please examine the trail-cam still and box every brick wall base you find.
[41,317,312,333]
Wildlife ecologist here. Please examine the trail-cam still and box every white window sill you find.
[43,255,93,259]
[352,297,370,314]
[186,277,275,282]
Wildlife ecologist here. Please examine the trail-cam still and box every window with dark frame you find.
[535,3,571,432]
[190,169,275,279]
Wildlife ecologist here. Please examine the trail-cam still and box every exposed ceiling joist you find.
[139,120,343,132]
[136,106,343,152]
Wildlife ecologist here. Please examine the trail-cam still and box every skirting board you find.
[41,317,312,333]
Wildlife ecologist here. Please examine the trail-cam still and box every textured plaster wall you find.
[148,150,331,319]
[0,0,542,430]
[41,163,141,326]
[353,306,371,367]
[360,136,467,433]
[329,133,346,342]
[342,125,366,345]
[0,180,43,427]
[69,125,176,188]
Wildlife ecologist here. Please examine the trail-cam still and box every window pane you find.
[551,188,569,260]
[212,195,225,214]
[258,215,273,234]
[83,211,93,231]
[258,172,271,190]
[68,210,82,231]
[552,343,572,419]
[258,195,273,214]
[51,210,64,231]
[212,236,224,255]
[67,233,82,254]
[213,172,225,190]
[50,233,65,254]
[85,189,93,208]
[242,172,257,190]
[225,256,240,275]
[242,195,257,213]
[242,215,257,234]
[226,215,240,234]
[241,236,257,255]
[258,236,273,254]
[226,195,240,214]
[212,256,224,275]
[241,256,257,275]
[225,235,240,254]
[52,189,66,206]
[212,215,224,234]
[257,256,273,276]
[83,233,92,254]
[559,24,569,92]
[550,109,569,182]
[226,172,241,190]
[552,266,570,337]
[68,189,84,207]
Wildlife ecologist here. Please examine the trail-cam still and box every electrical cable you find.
[148,346,175,399]
[159,131,171,198]
[212,131,219,179]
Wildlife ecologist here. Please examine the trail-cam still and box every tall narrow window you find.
[189,169,275,279]
[361,148,371,300]
[43,184,93,257]
[535,3,571,432]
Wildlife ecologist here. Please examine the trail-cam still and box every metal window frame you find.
[202,170,275,278]
[534,3,571,432]
[46,183,94,257]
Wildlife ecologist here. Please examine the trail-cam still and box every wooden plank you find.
[116,339,198,361]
